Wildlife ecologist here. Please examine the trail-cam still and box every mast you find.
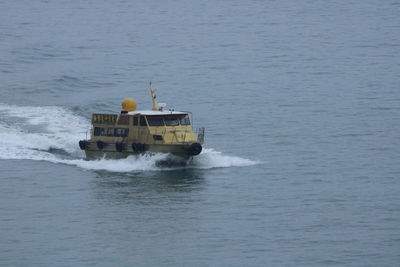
[148,82,160,111]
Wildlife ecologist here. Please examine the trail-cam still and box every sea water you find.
[0,0,399,266]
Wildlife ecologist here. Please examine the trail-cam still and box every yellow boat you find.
[78,83,204,161]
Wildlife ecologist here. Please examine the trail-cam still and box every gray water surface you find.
[1,0,399,266]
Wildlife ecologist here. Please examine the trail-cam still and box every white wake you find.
[0,104,259,172]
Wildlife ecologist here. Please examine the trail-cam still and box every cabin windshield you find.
[140,114,191,127]
[164,116,180,126]
[147,116,165,126]
[140,116,147,126]
[179,115,190,125]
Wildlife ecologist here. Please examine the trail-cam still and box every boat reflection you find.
[90,168,206,206]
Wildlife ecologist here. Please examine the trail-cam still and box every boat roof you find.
[127,110,189,116]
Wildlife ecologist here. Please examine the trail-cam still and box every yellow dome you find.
[121,98,137,112]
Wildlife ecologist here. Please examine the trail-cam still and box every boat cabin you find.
[90,110,203,145]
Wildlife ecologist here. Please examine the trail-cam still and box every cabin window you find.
[153,135,163,141]
[115,128,122,137]
[179,115,191,125]
[115,128,129,137]
[164,116,180,126]
[94,127,107,137]
[117,115,129,125]
[94,127,128,137]
[140,116,147,126]
[133,116,138,126]
[94,127,102,136]
[147,116,165,126]
[107,128,114,136]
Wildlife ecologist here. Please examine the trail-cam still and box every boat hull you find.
[83,142,195,160]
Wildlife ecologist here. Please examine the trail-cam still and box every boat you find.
[78,83,204,161]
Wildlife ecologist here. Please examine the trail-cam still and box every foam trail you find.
[60,150,259,172]
[190,148,258,169]
[0,104,89,159]
[0,104,259,172]
[59,154,178,172]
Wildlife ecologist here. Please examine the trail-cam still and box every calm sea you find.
[1,0,399,266]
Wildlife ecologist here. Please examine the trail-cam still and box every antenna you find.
[148,82,160,111]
